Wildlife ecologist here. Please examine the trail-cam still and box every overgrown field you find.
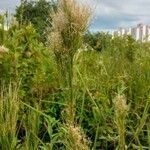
[0,0,150,150]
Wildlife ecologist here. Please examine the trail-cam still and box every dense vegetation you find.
[15,0,57,43]
[0,0,150,149]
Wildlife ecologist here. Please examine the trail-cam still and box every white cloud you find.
[80,0,150,30]
[0,0,150,31]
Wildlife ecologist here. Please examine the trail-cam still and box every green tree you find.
[15,0,57,43]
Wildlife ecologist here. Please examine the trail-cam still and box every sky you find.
[0,0,150,32]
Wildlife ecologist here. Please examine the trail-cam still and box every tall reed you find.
[0,83,20,150]
[49,0,91,124]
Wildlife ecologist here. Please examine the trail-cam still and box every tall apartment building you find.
[113,24,150,42]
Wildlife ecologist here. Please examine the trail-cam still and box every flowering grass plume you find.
[62,124,89,150]
[49,0,91,64]
[114,94,128,118]
[114,94,129,150]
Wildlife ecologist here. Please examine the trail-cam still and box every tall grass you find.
[0,0,150,149]
[0,83,20,150]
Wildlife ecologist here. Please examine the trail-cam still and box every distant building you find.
[113,23,150,42]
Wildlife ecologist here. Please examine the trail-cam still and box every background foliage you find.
[15,0,57,43]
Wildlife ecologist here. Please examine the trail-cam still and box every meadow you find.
[0,0,150,149]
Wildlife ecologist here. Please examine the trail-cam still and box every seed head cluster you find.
[114,94,128,117]
[49,0,91,56]
[64,124,89,150]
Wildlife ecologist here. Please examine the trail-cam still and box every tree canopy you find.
[15,0,57,43]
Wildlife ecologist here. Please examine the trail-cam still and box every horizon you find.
[0,0,150,32]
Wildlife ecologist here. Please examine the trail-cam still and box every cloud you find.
[0,0,150,32]
[80,0,150,31]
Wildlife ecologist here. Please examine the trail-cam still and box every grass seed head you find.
[114,94,128,117]
[64,124,89,150]
[49,0,91,55]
